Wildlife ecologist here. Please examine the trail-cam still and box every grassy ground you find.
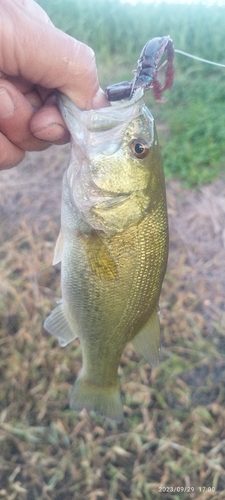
[0,143,224,499]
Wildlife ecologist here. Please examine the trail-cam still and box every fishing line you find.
[175,49,225,68]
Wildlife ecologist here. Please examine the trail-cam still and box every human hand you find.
[0,0,109,170]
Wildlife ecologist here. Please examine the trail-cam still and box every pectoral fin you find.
[53,230,64,265]
[85,232,117,280]
[132,309,161,367]
[44,301,77,347]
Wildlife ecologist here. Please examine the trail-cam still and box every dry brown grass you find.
[0,145,224,499]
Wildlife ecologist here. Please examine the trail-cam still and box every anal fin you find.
[132,309,161,367]
[44,301,77,347]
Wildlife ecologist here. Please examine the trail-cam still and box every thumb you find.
[0,0,109,109]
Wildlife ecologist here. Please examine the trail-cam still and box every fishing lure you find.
[105,35,174,102]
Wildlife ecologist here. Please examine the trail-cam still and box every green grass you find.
[35,0,225,187]
[151,73,225,186]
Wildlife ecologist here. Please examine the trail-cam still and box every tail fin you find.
[69,372,124,423]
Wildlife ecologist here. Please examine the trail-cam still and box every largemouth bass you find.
[44,88,168,423]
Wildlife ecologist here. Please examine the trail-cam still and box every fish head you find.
[89,106,154,190]
[59,89,165,233]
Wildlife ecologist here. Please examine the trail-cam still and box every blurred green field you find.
[37,0,225,186]
[37,0,225,65]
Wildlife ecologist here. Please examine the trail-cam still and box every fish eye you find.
[129,138,150,159]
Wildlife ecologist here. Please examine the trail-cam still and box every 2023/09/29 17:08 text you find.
[158,487,216,493]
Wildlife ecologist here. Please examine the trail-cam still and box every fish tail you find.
[70,373,123,423]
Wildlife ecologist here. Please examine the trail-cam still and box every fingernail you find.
[34,123,68,142]
[0,88,15,118]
